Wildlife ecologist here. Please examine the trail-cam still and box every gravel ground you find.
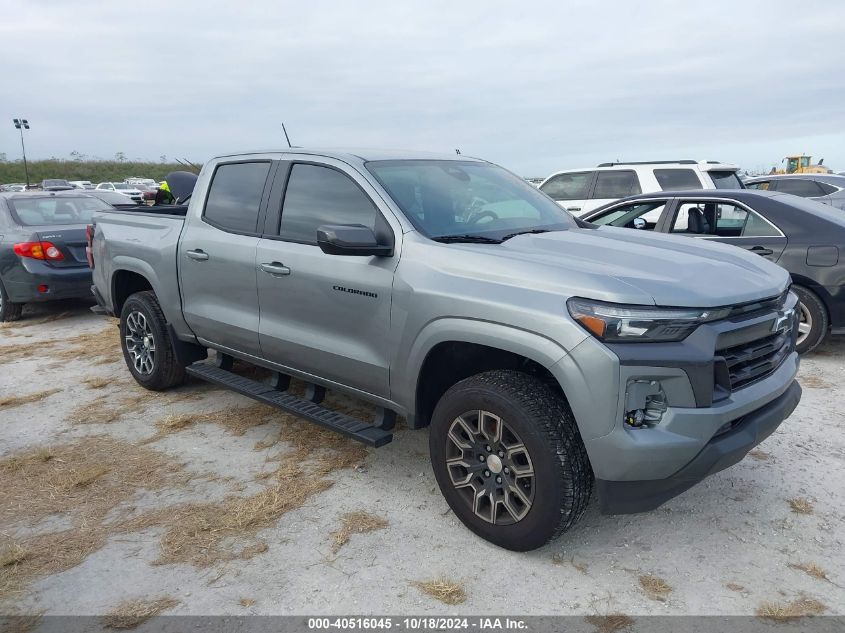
[1,300,843,618]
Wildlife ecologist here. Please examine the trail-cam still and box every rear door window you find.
[591,170,642,199]
[540,171,594,201]
[709,171,744,189]
[653,169,703,191]
[670,201,779,237]
[203,161,272,233]
[774,178,824,198]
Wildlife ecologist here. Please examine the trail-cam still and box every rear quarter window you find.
[709,171,744,189]
[653,169,703,191]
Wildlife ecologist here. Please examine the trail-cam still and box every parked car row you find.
[537,160,744,216]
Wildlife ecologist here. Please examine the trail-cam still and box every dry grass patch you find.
[800,375,832,390]
[55,326,122,365]
[0,436,184,526]
[0,324,120,366]
[787,497,814,515]
[756,596,827,622]
[412,578,467,605]
[584,615,634,633]
[748,449,771,461]
[0,437,186,597]
[68,385,203,425]
[143,403,280,444]
[0,388,62,409]
[789,562,832,582]
[0,613,44,633]
[330,511,388,553]
[638,574,672,601]
[120,460,330,567]
[0,339,58,365]
[102,597,179,629]
[83,376,112,389]
[0,542,29,569]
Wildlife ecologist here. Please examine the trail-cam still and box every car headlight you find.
[567,297,730,343]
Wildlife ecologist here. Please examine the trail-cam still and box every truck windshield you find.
[367,160,574,240]
[9,197,111,226]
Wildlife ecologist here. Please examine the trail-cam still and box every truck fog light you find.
[624,380,667,428]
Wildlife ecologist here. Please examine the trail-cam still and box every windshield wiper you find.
[500,229,555,241]
[432,234,503,244]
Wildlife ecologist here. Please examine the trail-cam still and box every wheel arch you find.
[403,318,574,429]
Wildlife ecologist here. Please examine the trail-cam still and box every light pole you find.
[12,118,31,189]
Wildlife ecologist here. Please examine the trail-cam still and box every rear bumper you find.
[596,379,801,513]
[4,262,93,303]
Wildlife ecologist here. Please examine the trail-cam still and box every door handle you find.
[260,262,291,276]
[749,246,774,256]
[186,249,209,261]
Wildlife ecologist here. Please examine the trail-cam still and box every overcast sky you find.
[2,0,844,176]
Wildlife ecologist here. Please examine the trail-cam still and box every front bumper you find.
[596,379,801,513]
[550,292,801,513]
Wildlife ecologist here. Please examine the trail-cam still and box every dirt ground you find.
[1,300,843,619]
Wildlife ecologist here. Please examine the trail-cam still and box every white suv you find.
[539,160,743,216]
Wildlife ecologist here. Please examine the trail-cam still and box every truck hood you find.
[443,226,790,308]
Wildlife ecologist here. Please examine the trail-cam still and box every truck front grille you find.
[718,329,792,391]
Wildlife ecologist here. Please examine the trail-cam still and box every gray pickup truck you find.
[90,149,802,550]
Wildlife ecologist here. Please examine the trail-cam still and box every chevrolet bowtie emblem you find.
[773,309,794,333]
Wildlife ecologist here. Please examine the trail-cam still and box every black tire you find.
[793,285,829,354]
[0,279,23,322]
[119,290,186,390]
[429,370,593,551]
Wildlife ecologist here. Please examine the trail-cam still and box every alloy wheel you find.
[125,310,156,375]
[445,410,535,525]
[796,302,812,346]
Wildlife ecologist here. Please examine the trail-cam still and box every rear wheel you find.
[429,370,593,551]
[120,291,185,390]
[792,286,828,354]
[0,279,23,322]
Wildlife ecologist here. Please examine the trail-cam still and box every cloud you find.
[2,0,844,176]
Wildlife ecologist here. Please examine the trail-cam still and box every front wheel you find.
[792,286,829,354]
[429,370,593,551]
[120,290,185,390]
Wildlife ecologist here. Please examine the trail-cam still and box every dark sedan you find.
[745,174,845,211]
[0,192,111,321]
[582,189,845,353]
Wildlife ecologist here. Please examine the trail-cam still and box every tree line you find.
[0,155,201,184]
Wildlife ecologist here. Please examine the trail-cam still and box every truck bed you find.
[90,208,190,336]
[106,204,189,217]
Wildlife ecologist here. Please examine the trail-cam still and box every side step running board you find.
[186,363,393,447]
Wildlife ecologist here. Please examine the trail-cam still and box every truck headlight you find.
[567,297,730,343]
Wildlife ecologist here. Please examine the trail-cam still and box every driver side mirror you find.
[633,217,647,230]
[316,224,393,257]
